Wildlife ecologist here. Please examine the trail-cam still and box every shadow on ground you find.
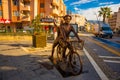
[0,54,53,80]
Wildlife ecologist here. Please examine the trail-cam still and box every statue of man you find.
[50,15,84,60]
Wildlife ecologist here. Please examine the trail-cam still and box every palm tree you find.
[98,7,112,23]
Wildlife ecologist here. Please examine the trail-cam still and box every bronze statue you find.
[50,15,84,60]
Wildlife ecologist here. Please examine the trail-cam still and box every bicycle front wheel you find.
[69,52,83,75]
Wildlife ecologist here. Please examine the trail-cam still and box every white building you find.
[70,14,86,27]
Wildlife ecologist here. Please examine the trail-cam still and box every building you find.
[70,14,86,31]
[108,7,120,31]
[0,0,66,33]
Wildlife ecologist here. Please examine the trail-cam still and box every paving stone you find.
[0,41,63,80]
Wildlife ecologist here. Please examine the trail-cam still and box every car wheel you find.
[95,35,98,37]
[109,36,112,39]
[99,34,103,38]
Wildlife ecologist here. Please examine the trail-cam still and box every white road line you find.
[99,56,120,59]
[83,48,109,80]
[20,46,29,52]
[104,60,120,63]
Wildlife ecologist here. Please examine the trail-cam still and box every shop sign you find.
[0,19,5,23]
[0,19,11,24]
[40,18,54,23]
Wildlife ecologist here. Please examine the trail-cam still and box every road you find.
[79,33,120,80]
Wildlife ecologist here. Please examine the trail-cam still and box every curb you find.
[20,43,52,53]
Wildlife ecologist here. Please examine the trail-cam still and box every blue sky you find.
[63,0,120,20]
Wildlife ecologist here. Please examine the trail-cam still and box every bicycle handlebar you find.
[69,39,84,50]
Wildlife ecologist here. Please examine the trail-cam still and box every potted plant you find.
[31,15,46,48]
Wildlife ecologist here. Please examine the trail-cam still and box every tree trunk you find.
[103,14,106,23]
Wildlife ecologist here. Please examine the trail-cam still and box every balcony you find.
[21,5,30,11]
[22,0,31,2]
[20,0,30,11]
[52,8,59,16]
[22,16,30,21]
[60,5,63,11]
[52,0,59,6]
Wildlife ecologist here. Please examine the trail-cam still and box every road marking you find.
[83,48,109,80]
[104,60,120,63]
[87,37,120,56]
[20,46,29,53]
[93,49,97,51]
[99,56,120,59]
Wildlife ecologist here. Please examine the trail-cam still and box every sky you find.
[63,0,120,21]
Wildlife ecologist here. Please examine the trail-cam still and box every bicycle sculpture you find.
[50,15,84,75]
[56,39,84,75]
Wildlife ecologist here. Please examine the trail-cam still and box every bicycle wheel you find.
[69,52,83,75]
[57,45,62,61]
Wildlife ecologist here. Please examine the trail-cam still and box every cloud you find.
[74,7,79,11]
[70,0,97,5]
[64,0,68,2]
[99,2,114,5]
[76,3,120,20]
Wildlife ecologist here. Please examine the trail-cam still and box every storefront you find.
[0,19,11,33]
[40,18,55,39]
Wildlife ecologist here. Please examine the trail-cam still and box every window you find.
[40,13,44,17]
[12,0,19,5]
[40,3,44,8]
[102,27,111,31]
[52,5,55,9]
[23,1,30,6]
[13,11,19,16]
[56,0,59,2]
[0,0,2,5]
[0,10,2,16]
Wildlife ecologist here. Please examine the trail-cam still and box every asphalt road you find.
[82,36,120,80]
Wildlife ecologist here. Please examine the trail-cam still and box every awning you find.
[0,19,11,24]
[40,23,54,26]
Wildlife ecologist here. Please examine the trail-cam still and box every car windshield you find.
[102,27,111,31]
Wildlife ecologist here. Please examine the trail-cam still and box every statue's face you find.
[64,16,71,24]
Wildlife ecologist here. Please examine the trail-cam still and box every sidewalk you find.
[0,41,63,80]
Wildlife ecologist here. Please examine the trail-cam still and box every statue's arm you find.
[71,26,82,42]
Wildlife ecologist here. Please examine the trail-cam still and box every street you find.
[80,33,120,80]
[0,32,120,80]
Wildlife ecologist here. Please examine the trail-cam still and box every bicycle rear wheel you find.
[57,45,62,61]
[69,52,82,75]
